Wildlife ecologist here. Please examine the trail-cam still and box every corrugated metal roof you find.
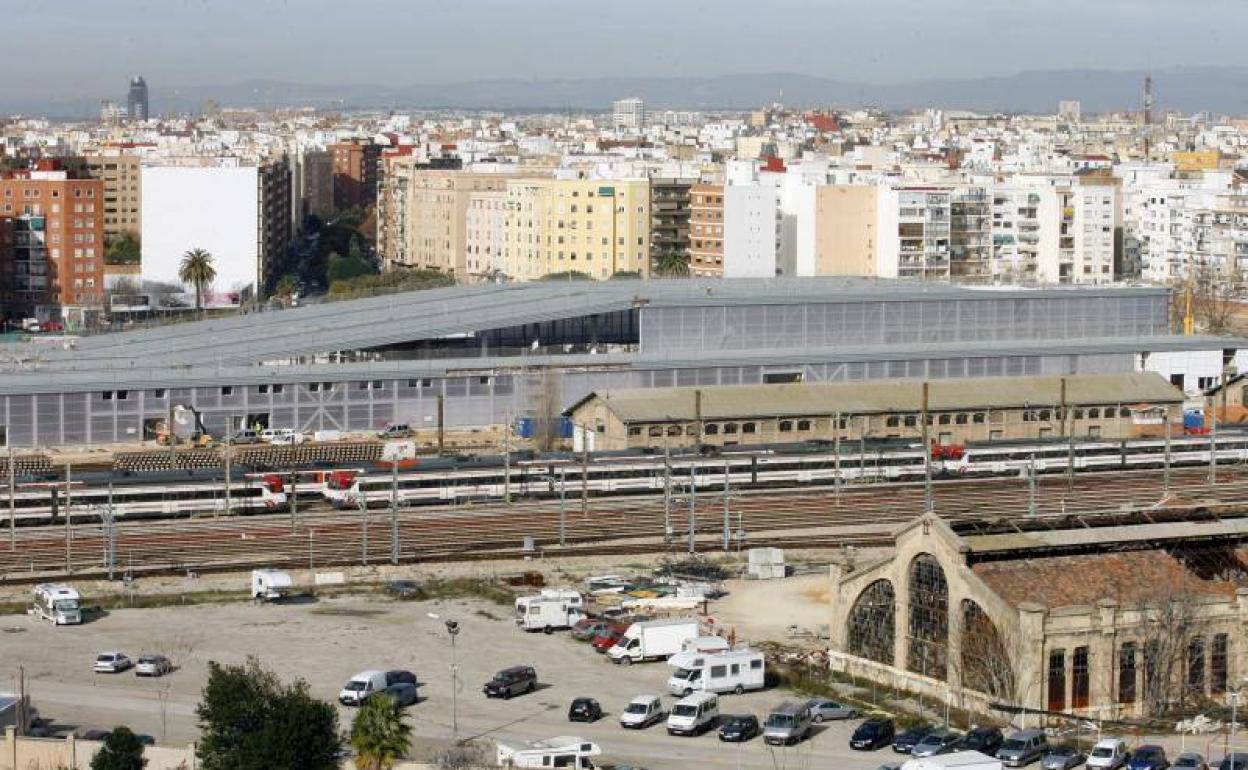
[573,373,1183,422]
[964,518,1248,555]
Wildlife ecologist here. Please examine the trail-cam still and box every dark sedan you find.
[718,715,760,743]
[893,724,933,754]
[568,697,603,723]
[850,718,896,751]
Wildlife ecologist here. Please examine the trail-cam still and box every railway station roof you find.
[3,278,1171,370]
[566,372,1184,423]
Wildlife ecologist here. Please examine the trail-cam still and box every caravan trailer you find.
[32,584,81,625]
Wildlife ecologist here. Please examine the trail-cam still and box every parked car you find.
[384,670,417,687]
[94,652,132,674]
[806,697,859,722]
[378,423,413,439]
[892,724,933,754]
[1219,755,1248,770]
[483,666,537,699]
[957,726,1004,756]
[718,714,760,743]
[134,654,172,677]
[1129,746,1170,770]
[1087,738,1131,770]
[1043,745,1090,770]
[571,618,614,641]
[228,429,261,445]
[78,729,112,741]
[999,729,1052,767]
[381,682,419,707]
[1173,754,1207,770]
[568,697,602,723]
[385,580,421,599]
[850,718,896,751]
[590,625,626,653]
[619,694,665,729]
[911,729,963,759]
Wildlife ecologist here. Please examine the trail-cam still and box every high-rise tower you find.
[127,76,149,121]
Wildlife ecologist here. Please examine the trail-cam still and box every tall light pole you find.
[428,613,460,741]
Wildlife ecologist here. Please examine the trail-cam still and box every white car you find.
[94,652,132,674]
[135,654,172,677]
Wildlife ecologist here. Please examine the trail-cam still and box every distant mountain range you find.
[10,67,1248,118]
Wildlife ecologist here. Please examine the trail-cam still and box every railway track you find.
[4,465,1248,583]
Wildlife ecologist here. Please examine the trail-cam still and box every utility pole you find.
[290,471,298,532]
[503,413,512,506]
[64,463,72,574]
[1163,413,1172,495]
[722,460,731,551]
[436,394,445,456]
[1062,378,1074,492]
[663,442,672,543]
[7,443,14,551]
[104,483,116,580]
[688,465,697,554]
[833,412,842,504]
[1028,454,1037,518]
[922,382,932,514]
[223,418,232,517]
[389,461,399,565]
[359,493,369,566]
[558,467,566,547]
[1209,394,1218,485]
[580,426,589,519]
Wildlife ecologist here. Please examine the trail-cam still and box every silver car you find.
[1042,745,1088,770]
[805,697,859,722]
[93,652,132,674]
[135,654,172,677]
[910,729,963,759]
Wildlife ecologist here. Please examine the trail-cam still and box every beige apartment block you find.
[814,185,879,276]
[82,152,142,241]
[688,183,724,277]
[503,178,650,281]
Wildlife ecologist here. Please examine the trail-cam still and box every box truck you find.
[666,648,766,696]
[607,617,700,664]
[514,588,585,633]
[251,569,293,601]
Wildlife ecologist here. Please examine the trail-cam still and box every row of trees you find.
[89,657,415,770]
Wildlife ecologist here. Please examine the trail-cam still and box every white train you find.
[319,434,1248,509]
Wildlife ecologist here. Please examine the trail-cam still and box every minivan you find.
[763,701,814,746]
[850,717,895,750]
[483,666,537,699]
[999,729,1051,767]
[379,423,413,439]
[1086,738,1130,770]
[229,429,261,445]
[620,694,665,729]
[666,692,719,736]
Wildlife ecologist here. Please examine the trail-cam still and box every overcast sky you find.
[8,0,1246,100]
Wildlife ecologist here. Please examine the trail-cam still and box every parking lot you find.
[2,590,914,769]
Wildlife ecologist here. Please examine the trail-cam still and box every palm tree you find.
[350,694,411,770]
[655,251,691,278]
[178,248,217,312]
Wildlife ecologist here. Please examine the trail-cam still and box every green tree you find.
[654,252,690,278]
[273,274,298,304]
[90,726,147,770]
[350,693,411,770]
[104,232,142,265]
[539,270,593,281]
[196,657,339,770]
[178,248,217,311]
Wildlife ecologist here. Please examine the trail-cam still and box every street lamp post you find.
[429,613,461,741]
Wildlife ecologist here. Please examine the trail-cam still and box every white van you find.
[619,694,666,729]
[666,692,719,736]
[667,649,765,696]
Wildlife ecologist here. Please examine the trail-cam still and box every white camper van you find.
[251,569,293,601]
[514,588,585,633]
[496,736,600,768]
[666,649,766,696]
[32,584,81,625]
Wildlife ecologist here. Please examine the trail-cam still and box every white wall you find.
[724,185,777,278]
[141,165,260,294]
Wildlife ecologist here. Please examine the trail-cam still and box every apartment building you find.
[376,160,514,277]
[330,140,381,210]
[649,177,694,272]
[812,185,880,276]
[612,98,645,132]
[688,183,724,277]
[291,148,333,226]
[465,188,507,279]
[1140,189,1248,284]
[80,152,142,241]
[503,178,650,281]
[723,184,778,278]
[0,165,105,324]
[140,155,291,298]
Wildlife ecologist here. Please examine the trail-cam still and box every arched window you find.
[907,554,949,679]
[961,600,1015,700]
[848,580,895,665]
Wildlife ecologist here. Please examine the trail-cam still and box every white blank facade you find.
[724,185,778,278]
[141,164,260,294]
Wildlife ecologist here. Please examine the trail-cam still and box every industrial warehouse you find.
[0,278,1241,449]
[564,373,1185,451]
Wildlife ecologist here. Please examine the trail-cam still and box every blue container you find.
[557,416,574,438]
[515,417,535,438]
[1184,410,1205,430]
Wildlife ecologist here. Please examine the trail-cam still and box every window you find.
[666,425,681,436]
[1118,643,1137,704]
[779,420,793,432]
[1212,634,1228,695]
[308,383,321,392]
[938,414,951,425]
[1119,407,1131,418]
[723,423,738,434]
[1087,408,1100,418]
[221,386,233,396]
[904,415,917,427]
[1188,636,1206,695]
[272,384,284,394]
[627,426,642,437]
[1047,649,1066,712]
[1039,409,1052,421]
[648,426,662,437]
[152,388,166,399]
[797,419,812,431]
[1072,646,1089,709]
[973,412,985,424]
[705,424,719,435]
[955,413,969,425]
[886,416,901,428]
[742,422,757,434]
[258,384,270,394]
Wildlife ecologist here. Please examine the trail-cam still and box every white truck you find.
[666,648,766,696]
[607,617,700,665]
[32,583,82,625]
[682,635,730,653]
[514,588,585,633]
[496,736,600,768]
[251,569,293,602]
[901,750,1004,770]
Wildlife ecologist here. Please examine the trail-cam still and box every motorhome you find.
[32,583,81,625]
[496,736,600,768]
[514,589,584,633]
[901,751,1004,770]
[251,569,293,601]
[666,649,766,696]
[681,635,730,653]
[607,617,700,664]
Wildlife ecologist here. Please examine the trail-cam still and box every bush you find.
[90,726,147,770]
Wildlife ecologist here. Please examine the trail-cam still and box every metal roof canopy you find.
[13,278,1171,370]
[963,518,1248,558]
